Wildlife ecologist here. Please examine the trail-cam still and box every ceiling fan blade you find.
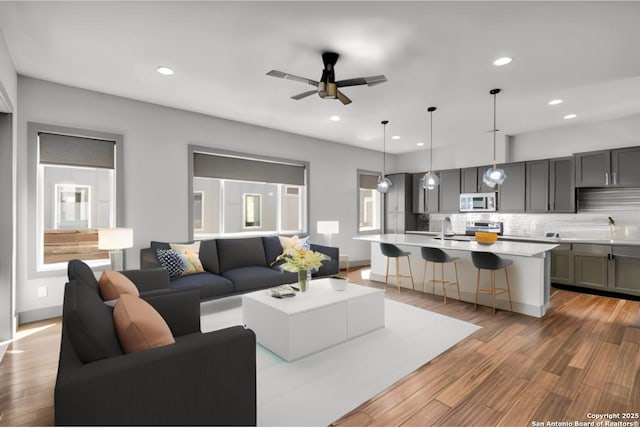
[291,90,317,100]
[337,75,387,87]
[266,70,318,87]
[336,90,352,105]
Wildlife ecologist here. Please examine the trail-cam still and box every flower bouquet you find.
[275,247,329,292]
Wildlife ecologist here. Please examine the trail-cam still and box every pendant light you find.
[423,106,439,190]
[377,120,392,193]
[483,88,506,188]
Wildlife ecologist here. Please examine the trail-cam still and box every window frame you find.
[27,122,124,276]
[357,169,384,235]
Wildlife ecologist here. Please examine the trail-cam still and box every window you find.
[30,123,123,271]
[190,148,308,238]
[358,170,382,234]
[243,193,262,228]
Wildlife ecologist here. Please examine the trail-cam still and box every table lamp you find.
[98,227,133,271]
[317,221,339,247]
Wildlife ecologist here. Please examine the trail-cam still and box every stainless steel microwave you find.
[459,193,497,212]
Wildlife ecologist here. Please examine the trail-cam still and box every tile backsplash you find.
[428,211,640,241]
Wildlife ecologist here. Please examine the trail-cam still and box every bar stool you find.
[380,243,415,292]
[471,251,513,314]
[420,247,461,304]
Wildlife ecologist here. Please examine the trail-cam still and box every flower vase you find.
[298,270,309,292]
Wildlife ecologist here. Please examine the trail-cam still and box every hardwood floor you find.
[1,267,639,426]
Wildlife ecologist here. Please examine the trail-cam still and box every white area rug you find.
[201,293,480,427]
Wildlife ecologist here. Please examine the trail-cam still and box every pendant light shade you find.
[423,106,439,190]
[483,89,506,188]
[377,120,392,193]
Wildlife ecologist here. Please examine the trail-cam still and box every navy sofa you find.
[141,236,339,301]
[56,260,256,426]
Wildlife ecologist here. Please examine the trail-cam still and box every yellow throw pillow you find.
[170,242,205,275]
[113,294,175,354]
[98,270,140,301]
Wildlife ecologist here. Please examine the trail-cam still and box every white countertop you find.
[405,231,640,247]
[355,234,558,257]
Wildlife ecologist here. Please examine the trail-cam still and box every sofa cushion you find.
[98,270,140,301]
[155,248,186,279]
[170,242,205,275]
[63,281,123,363]
[262,236,283,266]
[222,266,297,293]
[169,272,234,300]
[198,239,220,274]
[67,259,99,294]
[113,294,175,354]
[217,238,267,272]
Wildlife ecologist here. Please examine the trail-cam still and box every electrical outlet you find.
[37,286,47,298]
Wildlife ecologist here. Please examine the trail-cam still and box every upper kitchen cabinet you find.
[425,175,440,213]
[476,165,496,194]
[497,162,526,212]
[439,169,461,213]
[461,167,479,193]
[549,156,576,212]
[526,160,550,212]
[412,172,439,213]
[526,157,576,213]
[611,146,640,186]
[575,146,640,187]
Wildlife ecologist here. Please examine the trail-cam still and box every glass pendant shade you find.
[423,171,440,190]
[377,176,392,193]
[484,89,506,188]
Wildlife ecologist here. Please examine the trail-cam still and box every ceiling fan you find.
[266,51,387,105]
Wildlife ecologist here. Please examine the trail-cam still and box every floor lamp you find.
[98,227,133,271]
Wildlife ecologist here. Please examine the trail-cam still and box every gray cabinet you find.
[549,157,576,212]
[439,169,461,213]
[611,146,640,186]
[575,146,640,188]
[411,172,439,213]
[461,167,479,193]
[550,244,573,285]
[526,157,576,213]
[611,246,640,296]
[574,254,609,290]
[526,160,550,212]
[425,176,440,213]
[497,162,525,212]
[385,173,416,233]
[476,165,495,194]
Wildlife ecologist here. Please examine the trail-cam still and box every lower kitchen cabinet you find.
[550,244,573,284]
[611,246,640,295]
[573,254,608,290]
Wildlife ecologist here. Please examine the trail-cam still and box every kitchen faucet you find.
[441,216,452,240]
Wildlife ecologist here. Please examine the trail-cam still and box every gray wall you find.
[0,29,17,342]
[16,76,389,321]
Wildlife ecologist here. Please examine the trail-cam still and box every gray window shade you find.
[39,132,115,169]
[360,173,379,189]
[194,153,305,185]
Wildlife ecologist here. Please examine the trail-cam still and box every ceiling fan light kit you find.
[266,51,387,105]
[377,120,392,194]
[483,88,507,188]
[423,106,439,190]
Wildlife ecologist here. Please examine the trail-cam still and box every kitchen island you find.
[355,234,558,317]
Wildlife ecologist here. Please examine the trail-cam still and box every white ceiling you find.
[1,1,640,154]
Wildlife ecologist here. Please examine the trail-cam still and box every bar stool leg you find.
[385,257,390,286]
[422,260,428,293]
[474,268,481,310]
[407,256,415,290]
[453,261,461,301]
[441,262,447,304]
[395,257,401,293]
[491,269,496,315]
[505,267,513,312]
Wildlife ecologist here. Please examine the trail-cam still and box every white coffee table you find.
[242,278,385,361]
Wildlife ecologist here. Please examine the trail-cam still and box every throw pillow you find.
[278,235,310,250]
[98,270,140,301]
[170,242,205,275]
[112,294,175,354]
[156,248,186,279]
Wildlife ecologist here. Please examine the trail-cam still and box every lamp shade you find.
[317,221,340,234]
[98,227,133,250]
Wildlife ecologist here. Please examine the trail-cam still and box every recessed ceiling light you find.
[548,99,563,105]
[563,114,577,120]
[492,57,513,66]
[416,142,425,147]
[156,66,174,76]
[330,115,340,122]
[391,135,400,140]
